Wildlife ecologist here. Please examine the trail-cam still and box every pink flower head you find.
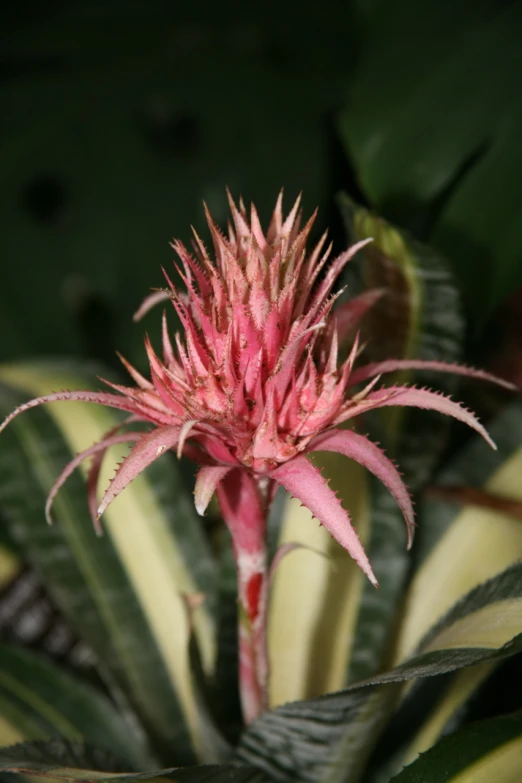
[0,192,511,588]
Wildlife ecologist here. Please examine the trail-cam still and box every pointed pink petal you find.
[142,337,187,414]
[308,238,373,313]
[171,239,212,297]
[177,419,199,459]
[268,320,328,403]
[133,290,171,321]
[308,428,415,548]
[117,352,153,390]
[350,373,383,402]
[161,311,177,367]
[267,190,284,241]
[225,191,251,244]
[252,388,280,460]
[348,359,517,391]
[250,203,267,251]
[45,432,140,528]
[193,465,232,516]
[269,456,378,586]
[97,425,180,518]
[280,193,302,238]
[0,391,145,435]
[83,416,144,532]
[339,385,496,449]
[324,326,339,374]
[295,238,332,311]
[285,210,318,284]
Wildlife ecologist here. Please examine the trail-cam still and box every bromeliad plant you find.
[0,194,521,783]
[0,193,508,721]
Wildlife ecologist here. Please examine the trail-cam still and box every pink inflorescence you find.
[136,193,378,473]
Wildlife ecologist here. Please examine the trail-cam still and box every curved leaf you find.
[238,563,522,782]
[0,361,217,763]
[347,476,410,684]
[268,436,412,705]
[0,644,152,769]
[0,740,269,783]
[395,400,522,663]
[268,454,372,706]
[397,662,495,771]
[381,400,522,771]
[390,710,522,782]
[338,1,522,319]
[211,527,242,742]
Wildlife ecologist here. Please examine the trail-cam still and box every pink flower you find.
[0,192,511,721]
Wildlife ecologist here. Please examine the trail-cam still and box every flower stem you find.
[216,469,271,723]
[237,548,269,723]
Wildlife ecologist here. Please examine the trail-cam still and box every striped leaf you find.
[0,739,268,783]
[238,562,522,782]
[0,644,152,769]
[390,710,522,783]
[0,362,217,764]
[211,528,242,742]
[346,475,410,684]
[268,455,371,707]
[339,194,464,489]
[268,454,410,708]
[395,399,522,664]
[381,399,522,773]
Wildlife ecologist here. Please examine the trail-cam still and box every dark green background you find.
[3,0,522,366]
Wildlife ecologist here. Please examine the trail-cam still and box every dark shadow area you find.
[20,174,69,224]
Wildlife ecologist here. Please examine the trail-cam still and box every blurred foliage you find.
[3,0,522,364]
[1,0,363,368]
[339,0,522,325]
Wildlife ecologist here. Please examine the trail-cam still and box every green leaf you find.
[268,456,373,707]
[0,361,217,764]
[238,563,522,782]
[0,740,268,783]
[338,1,522,319]
[390,710,522,782]
[394,662,495,774]
[211,527,242,742]
[385,399,522,770]
[0,644,152,769]
[396,399,522,664]
[339,194,464,489]
[346,476,410,684]
[0,740,123,779]
[268,455,410,707]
